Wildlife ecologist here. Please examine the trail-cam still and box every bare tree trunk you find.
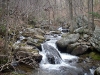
[91,0,95,31]
[53,0,56,27]
[4,0,9,55]
[88,0,95,33]
[68,0,73,33]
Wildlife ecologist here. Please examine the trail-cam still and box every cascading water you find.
[14,30,95,75]
[39,34,78,70]
[38,32,95,75]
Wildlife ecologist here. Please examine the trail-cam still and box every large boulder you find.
[71,45,89,55]
[22,28,45,38]
[12,43,42,68]
[12,43,42,61]
[94,67,100,75]
[56,33,80,52]
[90,26,100,52]
[27,37,44,50]
[43,43,62,64]
[66,42,80,53]
[66,40,90,56]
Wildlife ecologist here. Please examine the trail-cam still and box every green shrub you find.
[89,12,100,18]
[28,17,37,25]
[89,52,100,60]
[0,24,6,34]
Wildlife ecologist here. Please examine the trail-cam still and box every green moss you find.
[38,39,44,43]
[28,17,37,26]
[89,52,100,60]
[89,12,100,19]
[0,25,6,34]
[10,72,26,75]
[0,57,8,64]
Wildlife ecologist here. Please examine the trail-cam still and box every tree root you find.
[0,56,39,72]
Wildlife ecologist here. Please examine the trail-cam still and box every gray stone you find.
[66,42,80,53]
[90,26,100,52]
[22,28,45,37]
[71,45,89,55]
[56,33,80,50]
[83,34,89,39]
[74,26,89,34]
[94,67,100,75]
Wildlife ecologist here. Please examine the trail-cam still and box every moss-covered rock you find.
[10,72,26,75]
[34,35,45,40]
[56,33,80,52]
[89,52,100,60]
[27,37,44,50]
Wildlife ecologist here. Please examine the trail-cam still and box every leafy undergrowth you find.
[0,72,26,75]
[89,52,100,60]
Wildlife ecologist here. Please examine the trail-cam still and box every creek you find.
[33,33,94,75]
[16,28,95,75]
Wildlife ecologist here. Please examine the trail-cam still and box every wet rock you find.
[77,57,84,63]
[59,66,84,75]
[61,33,69,37]
[33,54,42,63]
[43,43,62,64]
[94,67,100,75]
[66,42,80,53]
[12,42,20,50]
[71,45,89,55]
[56,33,80,52]
[46,53,55,64]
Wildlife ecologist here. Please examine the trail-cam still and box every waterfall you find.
[41,43,62,64]
[39,34,78,70]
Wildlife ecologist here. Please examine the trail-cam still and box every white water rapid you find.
[39,34,78,70]
[14,30,95,75]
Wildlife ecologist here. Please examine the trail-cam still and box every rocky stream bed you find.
[1,16,100,75]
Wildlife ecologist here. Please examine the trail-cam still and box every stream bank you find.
[1,16,100,75]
